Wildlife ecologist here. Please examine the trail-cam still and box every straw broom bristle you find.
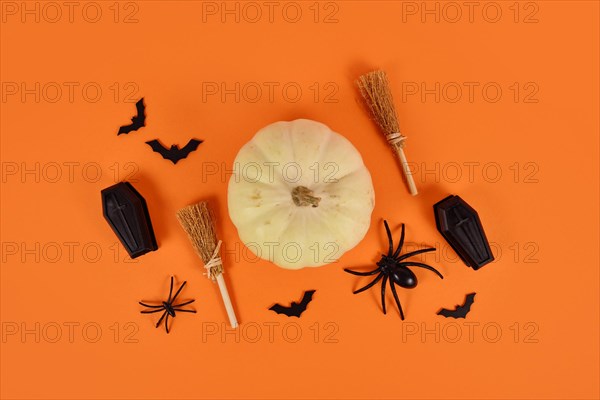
[176,202,223,276]
[357,70,419,196]
[177,202,238,327]
[356,70,400,135]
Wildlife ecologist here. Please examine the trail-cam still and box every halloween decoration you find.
[118,98,146,135]
[139,276,196,333]
[101,182,157,258]
[344,220,443,320]
[434,195,494,269]
[146,138,203,164]
[228,119,375,269]
[269,290,316,318]
[176,201,238,328]
[437,293,476,319]
[356,71,418,195]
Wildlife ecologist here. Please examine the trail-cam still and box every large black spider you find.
[344,220,443,320]
[139,276,196,333]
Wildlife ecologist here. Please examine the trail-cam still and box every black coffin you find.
[101,182,158,259]
[434,195,494,270]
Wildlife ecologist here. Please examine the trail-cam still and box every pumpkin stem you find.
[291,186,321,208]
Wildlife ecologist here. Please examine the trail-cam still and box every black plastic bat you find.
[437,292,476,319]
[118,98,146,135]
[269,290,316,318]
[146,139,203,164]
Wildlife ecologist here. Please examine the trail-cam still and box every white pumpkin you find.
[227,119,375,269]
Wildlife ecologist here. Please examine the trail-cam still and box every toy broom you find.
[357,70,418,196]
[176,201,238,328]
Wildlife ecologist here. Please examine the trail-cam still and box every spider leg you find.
[165,313,170,334]
[172,309,196,313]
[397,247,436,262]
[155,310,167,328]
[170,281,188,304]
[401,262,444,279]
[343,267,381,276]
[381,275,388,314]
[141,308,165,314]
[393,223,406,258]
[389,280,405,320]
[383,220,394,257]
[172,299,195,307]
[167,276,174,303]
[353,272,384,294]
[138,302,163,308]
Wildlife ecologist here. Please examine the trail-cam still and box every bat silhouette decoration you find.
[269,290,316,318]
[437,292,476,319]
[118,98,146,135]
[146,139,203,164]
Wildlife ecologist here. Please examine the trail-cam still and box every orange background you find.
[1,1,599,399]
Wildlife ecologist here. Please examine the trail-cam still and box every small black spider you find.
[139,276,196,333]
[344,220,443,320]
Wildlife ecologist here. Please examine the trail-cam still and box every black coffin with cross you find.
[101,182,158,259]
[434,195,494,270]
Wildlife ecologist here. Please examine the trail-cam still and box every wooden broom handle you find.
[396,147,418,196]
[216,273,238,328]
[387,133,418,196]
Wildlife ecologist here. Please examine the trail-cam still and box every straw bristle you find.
[176,202,220,271]
[356,70,400,135]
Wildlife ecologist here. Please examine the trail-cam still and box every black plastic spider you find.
[139,276,196,333]
[344,220,443,320]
